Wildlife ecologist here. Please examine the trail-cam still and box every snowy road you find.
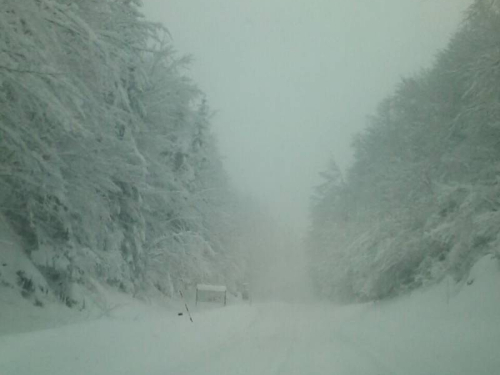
[1,300,499,375]
[1,302,397,375]
[1,256,500,375]
[172,303,395,375]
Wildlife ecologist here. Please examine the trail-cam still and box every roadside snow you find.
[0,254,499,375]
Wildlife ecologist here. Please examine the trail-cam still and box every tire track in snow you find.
[329,326,398,375]
[168,303,399,375]
[273,314,298,375]
[170,306,260,375]
[172,303,301,375]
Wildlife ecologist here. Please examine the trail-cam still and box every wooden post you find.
[179,290,193,323]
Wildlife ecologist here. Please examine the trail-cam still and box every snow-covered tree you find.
[0,0,248,307]
[307,0,500,301]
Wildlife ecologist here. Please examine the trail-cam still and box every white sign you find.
[196,284,227,306]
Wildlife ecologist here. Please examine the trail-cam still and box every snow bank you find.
[0,215,49,301]
[336,254,500,375]
[0,255,498,375]
[0,300,256,375]
[0,215,71,335]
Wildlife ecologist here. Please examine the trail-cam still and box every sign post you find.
[195,284,227,306]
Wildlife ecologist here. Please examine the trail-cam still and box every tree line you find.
[0,0,249,307]
[307,0,500,301]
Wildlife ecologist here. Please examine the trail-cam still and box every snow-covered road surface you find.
[172,303,396,375]
[1,255,499,375]
[0,302,396,375]
[0,301,498,375]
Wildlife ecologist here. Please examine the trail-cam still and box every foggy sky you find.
[141,0,472,232]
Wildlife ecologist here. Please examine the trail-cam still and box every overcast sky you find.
[141,0,472,232]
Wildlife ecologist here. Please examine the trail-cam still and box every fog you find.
[142,0,472,233]
[2,2,500,373]
[140,0,473,302]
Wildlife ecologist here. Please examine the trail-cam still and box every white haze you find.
[2,2,500,374]
[141,0,472,232]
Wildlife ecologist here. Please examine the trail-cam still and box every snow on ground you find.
[1,254,499,375]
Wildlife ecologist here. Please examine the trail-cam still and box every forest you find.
[0,0,251,309]
[2,1,500,374]
[1,0,500,311]
[307,0,500,301]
